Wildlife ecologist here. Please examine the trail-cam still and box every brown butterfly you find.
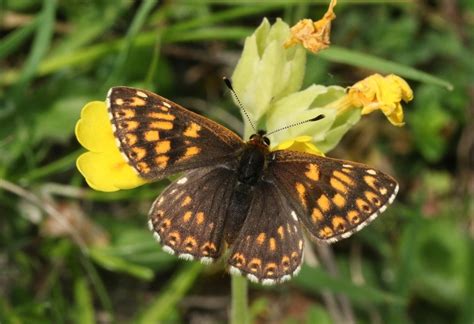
[107,86,398,285]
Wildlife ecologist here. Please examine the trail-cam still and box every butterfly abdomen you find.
[224,145,268,243]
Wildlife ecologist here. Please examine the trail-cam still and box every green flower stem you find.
[231,274,250,324]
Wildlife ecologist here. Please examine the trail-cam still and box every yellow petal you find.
[347,73,413,126]
[273,136,324,156]
[76,151,147,192]
[75,101,116,153]
[75,100,148,192]
[284,0,337,53]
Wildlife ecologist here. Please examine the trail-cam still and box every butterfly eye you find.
[263,137,270,146]
[250,134,257,140]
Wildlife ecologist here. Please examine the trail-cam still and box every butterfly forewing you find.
[228,181,304,285]
[268,150,398,243]
[148,166,238,263]
[108,87,243,180]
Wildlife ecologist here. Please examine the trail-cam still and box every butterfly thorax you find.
[237,135,269,185]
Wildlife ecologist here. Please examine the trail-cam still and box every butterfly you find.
[107,86,398,285]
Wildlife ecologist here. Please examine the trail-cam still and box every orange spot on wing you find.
[356,198,372,213]
[332,193,346,208]
[295,182,307,208]
[269,238,276,251]
[305,164,320,181]
[144,130,159,141]
[155,140,171,154]
[183,211,192,222]
[365,191,381,206]
[277,226,285,239]
[155,155,169,168]
[364,175,378,191]
[149,112,175,120]
[196,212,204,224]
[317,194,331,212]
[121,120,139,130]
[183,122,202,138]
[256,233,266,245]
[319,226,334,238]
[264,263,277,276]
[232,253,246,266]
[311,208,324,223]
[180,146,201,160]
[201,242,217,255]
[137,162,150,173]
[131,97,146,106]
[131,147,146,160]
[282,256,291,270]
[347,210,360,224]
[115,98,124,105]
[183,236,197,252]
[150,121,173,130]
[248,258,262,272]
[333,170,354,185]
[181,196,192,207]
[330,177,348,194]
[125,134,137,145]
[332,216,347,233]
[167,231,181,246]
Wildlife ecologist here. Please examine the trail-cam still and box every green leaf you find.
[74,278,95,324]
[318,46,453,90]
[294,264,405,305]
[136,263,203,323]
[89,248,154,280]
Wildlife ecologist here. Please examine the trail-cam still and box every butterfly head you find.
[248,130,271,148]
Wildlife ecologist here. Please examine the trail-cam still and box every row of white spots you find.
[228,264,302,286]
[147,219,215,265]
[324,183,399,244]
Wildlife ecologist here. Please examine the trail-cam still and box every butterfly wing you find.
[227,181,304,285]
[267,150,399,243]
[148,166,238,263]
[107,87,243,180]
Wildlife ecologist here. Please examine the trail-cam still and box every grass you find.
[0,1,472,323]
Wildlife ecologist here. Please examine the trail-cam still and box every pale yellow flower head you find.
[347,74,413,126]
[272,136,324,156]
[75,101,147,192]
[284,0,337,53]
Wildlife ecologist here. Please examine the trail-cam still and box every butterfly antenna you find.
[266,114,325,136]
[223,77,256,132]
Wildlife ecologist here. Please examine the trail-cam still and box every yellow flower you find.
[75,101,147,192]
[347,74,413,126]
[284,0,337,53]
[273,136,324,156]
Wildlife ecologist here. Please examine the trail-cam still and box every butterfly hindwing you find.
[227,181,304,285]
[148,166,238,263]
[107,87,243,180]
[268,150,399,243]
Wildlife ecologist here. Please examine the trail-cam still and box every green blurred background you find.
[1,1,472,323]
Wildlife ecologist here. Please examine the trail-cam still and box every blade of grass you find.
[20,149,81,182]
[293,264,405,305]
[106,0,158,86]
[0,4,277,86]
[80,255,114,321]
[0,17,38,60]
[10,0,57,99]
[318,46,453,90]
[74,278,95,324]
[89,247,154,280]
[136,262,203,323]
[231,275,249,324]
